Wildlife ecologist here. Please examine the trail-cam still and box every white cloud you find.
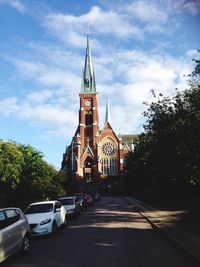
[185,49,199,57]
[83,6,142,38]
[101,49,190,92]
[26,42,83,71]
[44,5,143,47]
[0,95,78,137]
[44,126,75,139]
[0,97,19,116]
[12,59,46,78]
[0,0,26,13]
[27,89,53,104]
[144,23,165,33]
[1,0,194,138]
[18,104,76,126]
[95,48,191,133]
[12,58,80,90]
[125,0,168,23]
[3,43,192,137]
[104,103,146,135]
[157,0,200,16]
[184,1,200,15]
[121,0,200,35]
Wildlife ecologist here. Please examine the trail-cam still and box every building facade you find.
[61,36,138,183]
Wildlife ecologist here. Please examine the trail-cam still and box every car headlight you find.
[40,218,51,225]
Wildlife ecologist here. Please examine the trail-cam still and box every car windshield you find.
[59,199,74,205]
[25,204,53,214]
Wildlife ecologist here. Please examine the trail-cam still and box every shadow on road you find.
[2,197,199,267]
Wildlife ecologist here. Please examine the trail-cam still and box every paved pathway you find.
[2,196,199,267]
[125,196,200,263]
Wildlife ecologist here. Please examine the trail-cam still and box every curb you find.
[125,197,200,263]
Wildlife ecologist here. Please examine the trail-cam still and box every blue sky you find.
[0,0,199,169]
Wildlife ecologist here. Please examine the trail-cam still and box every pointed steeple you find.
[81,35,96,93]
[118,129,122,140]
[105,99,111,124]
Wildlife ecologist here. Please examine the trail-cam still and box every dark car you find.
[84,194,95,206]
[73,193,88,211]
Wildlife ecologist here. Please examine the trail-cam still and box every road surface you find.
[2,196,199,267]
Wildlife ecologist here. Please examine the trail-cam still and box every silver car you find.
[0,207,30,263]
[58,196,81,218]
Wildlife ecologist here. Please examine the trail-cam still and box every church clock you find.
[85,100,91,106]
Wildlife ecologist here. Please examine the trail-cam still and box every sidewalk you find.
[124,196,200,263]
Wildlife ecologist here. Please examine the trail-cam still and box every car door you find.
[4,209,22,254]
[0,210,10,263]
[54,202,62,227]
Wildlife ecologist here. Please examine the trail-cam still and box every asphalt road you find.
[2,196,199,267]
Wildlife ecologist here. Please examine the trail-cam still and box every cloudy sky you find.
[0,0,199,169]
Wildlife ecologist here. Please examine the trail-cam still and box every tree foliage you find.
[0,140,68,205]
[125,51,200,191]
[0,141,24,189]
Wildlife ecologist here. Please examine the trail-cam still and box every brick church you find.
[61,36,138,183]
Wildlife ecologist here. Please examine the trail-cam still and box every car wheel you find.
[51,221,58,235]
[21,234,30,253]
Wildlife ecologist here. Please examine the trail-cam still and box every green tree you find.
[0,140,67,205]
[0,141,24,189]
[17,144,53,200]
[0,141,24,203]
[125,51,200,191]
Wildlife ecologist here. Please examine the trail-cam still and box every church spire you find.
[81,35,96,93]
[105,99,111,124]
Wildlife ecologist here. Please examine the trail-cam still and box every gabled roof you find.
[82,145,95,158]
[121,134,139,147]
[122,143,131,154]
[99,121,119,142]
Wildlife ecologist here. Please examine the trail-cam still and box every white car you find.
[25,201,66,235]
[58,196,81,218]
[0,207,30,263]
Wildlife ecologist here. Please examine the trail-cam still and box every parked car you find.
[0,207,30,263]
[72,193,88,211]
[84,194,95,206]
[58,196,81,218]
[25,201,66,236]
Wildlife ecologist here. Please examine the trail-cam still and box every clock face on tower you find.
[85,100,91,107]
[102,142,116,156]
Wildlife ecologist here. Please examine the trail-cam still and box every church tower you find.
[61,35,138,184]
[76,35,100,181]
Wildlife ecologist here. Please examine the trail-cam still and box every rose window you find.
[102,142,116,156]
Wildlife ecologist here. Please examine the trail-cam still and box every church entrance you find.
[84,157,94,182]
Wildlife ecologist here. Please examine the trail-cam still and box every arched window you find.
[100,139,118,176]
[84,157,93,168]
[85,111,93,126]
